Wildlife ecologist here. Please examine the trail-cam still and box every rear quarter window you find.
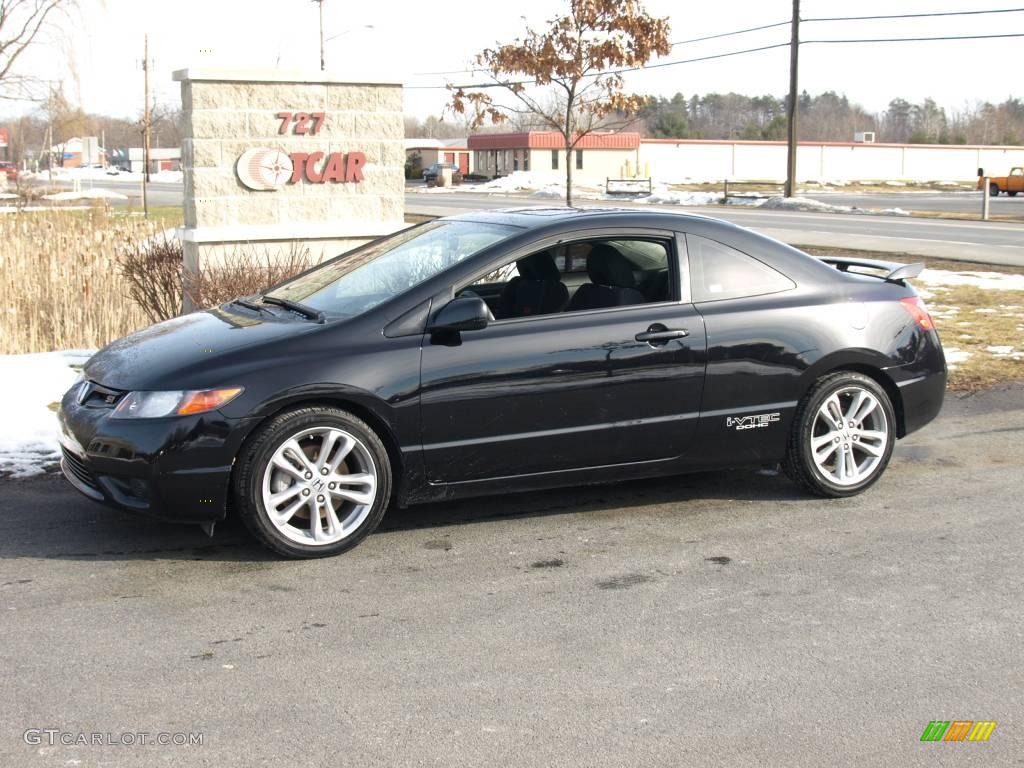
[686,234,795,303]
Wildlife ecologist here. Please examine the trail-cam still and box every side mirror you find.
[977,167,984,177]
[428,296,490,333]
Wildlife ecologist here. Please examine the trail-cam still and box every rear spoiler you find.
[817,256,925,283]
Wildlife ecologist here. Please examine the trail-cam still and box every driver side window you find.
[463,237,674,321]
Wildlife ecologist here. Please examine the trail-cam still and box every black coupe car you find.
[59,208,946,558]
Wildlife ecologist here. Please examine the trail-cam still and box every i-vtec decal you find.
[726,412,780,431]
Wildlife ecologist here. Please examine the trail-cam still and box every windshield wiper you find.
[261,294,326,324]
[229,297,272,314]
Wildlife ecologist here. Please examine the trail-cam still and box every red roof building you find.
[467,131,643,179]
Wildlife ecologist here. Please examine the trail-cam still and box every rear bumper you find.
[896,368,946,436]
[57,387,253,523]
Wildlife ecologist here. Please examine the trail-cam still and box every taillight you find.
[900,296,935,331]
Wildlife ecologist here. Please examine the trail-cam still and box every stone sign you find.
[172,68,405,306]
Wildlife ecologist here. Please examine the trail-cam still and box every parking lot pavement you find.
[1,385,1021,767]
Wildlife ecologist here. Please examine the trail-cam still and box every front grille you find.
[61,446,98,491]
[77,380,126,409]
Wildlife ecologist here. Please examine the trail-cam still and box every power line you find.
[405,42,792,90]
[804,7,1024,23]
[805,32,1024,44]
[412,19,791,77]
[407,24,1024,91]
[410,9,1024,82]
[670,20,789,47]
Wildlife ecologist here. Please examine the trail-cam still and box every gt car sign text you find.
[235,111,365,191]
[236,148,366,190]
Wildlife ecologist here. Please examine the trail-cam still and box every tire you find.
[989,183,1000,197]
[233,405,392,558]
[782,372,896,498]
[1008,191,1018,197]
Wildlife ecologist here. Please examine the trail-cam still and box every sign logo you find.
[236,148,294,191]
[920,720,997,742]
[726,412,780,431]
[235,147,366,191]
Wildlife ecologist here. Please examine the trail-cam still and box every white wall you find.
[638,140,1024,183]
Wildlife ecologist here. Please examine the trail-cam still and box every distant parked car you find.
[0,161,18,182]
[422,162,462,186]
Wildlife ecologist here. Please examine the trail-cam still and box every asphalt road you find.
[1,384,1022,767]
[55,178,1024,216]
[407,191,1024,267]
[38,177,184,208]
[34,178,1024,266]
[807,190,1023,215]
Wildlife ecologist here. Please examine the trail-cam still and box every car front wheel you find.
[234,406,392,558]
[783,372,895,497]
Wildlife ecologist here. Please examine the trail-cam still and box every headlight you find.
[111,387,243,419]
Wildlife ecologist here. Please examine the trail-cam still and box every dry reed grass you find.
[1,210,160,354]
[1,209,315,355]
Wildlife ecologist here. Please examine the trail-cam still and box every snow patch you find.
[755,196,908,216]
[151,169,183,183]
[985,345,1015,356]
[916,269,1024,292]
[26,166,142,182]
[0,350,95,478]
[638,188,723,206]
[943,347,972,371]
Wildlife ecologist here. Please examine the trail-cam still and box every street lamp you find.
[312,1,374,71]
[312,0,325,71]
[325,24,374,43]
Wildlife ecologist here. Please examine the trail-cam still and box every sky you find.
[7,0,1023,122]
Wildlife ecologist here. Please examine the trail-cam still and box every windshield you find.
[264,220,518,317]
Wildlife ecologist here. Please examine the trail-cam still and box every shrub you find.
[185,244,315,311]
[117,234,184,324]
[118,235,315,322]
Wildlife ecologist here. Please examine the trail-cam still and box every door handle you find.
[635,327,689,343]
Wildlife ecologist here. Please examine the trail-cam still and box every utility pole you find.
[45,123,53,183]
[784,0,800,198]
[314,0,325,71]
[45,83,53,183]
[142,33,151,217]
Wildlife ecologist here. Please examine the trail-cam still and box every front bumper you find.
[57,386,254,523]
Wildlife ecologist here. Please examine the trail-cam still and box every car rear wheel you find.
[234,406,392,558]
[989,183,1000,196]
[782,372,895,498]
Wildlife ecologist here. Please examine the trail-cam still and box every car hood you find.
[85,307,317,391]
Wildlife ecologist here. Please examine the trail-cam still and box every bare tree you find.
[0,0,73,100]
[41,84,86,165]
[450,0,670,205]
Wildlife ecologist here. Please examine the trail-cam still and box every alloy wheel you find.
[809,385,890,487]
[260,427,378,546]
